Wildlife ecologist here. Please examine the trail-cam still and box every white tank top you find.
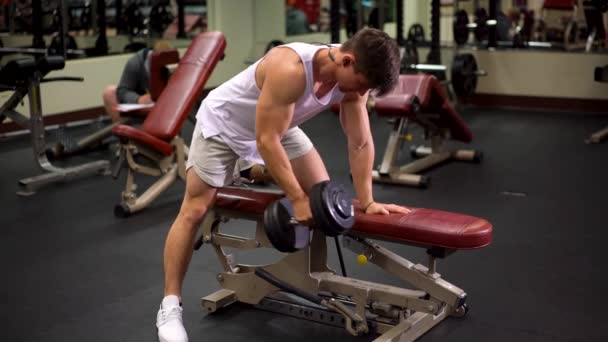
[195,42,345,163]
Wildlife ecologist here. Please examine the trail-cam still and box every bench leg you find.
[400,151,451,174]
[378,118,408,174]
[120,164,178,215]
[16,83,110,195]
[17,159,109,196]
[372,170,428,188]
[201,216,467,340]
[201,289,237,313]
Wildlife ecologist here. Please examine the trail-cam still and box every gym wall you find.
[1,0,606,124]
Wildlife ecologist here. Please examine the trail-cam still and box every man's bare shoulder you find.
[261,47,306,79]
[258,47,307,102]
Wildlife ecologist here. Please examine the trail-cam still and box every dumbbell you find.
[453,8,501,45]
[403,53,487,98]
[263,181,355,253]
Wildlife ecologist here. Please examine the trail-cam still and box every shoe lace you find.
[160,305,183,322]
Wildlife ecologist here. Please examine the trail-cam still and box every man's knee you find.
[102,85,117,103]
[178,169,218,227]
[178,204,208,228]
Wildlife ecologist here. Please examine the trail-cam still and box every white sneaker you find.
[156,295,188,342]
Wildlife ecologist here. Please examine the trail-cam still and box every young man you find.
[102,40,174,122]
[156,28,410,342]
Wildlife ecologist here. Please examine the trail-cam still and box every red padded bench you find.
[111,31,226,217]
[214,187,492,250]
[200,185,493,340]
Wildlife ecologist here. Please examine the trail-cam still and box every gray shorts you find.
[186,125,314,187]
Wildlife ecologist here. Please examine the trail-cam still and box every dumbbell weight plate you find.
[264,198,310,253]
[453,10,470,45]
[474,8,489,43]
[407,23,425,45]
[309,181,355,237]
[451,53,478,98]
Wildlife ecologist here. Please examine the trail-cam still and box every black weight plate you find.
[263,199,298,253]
[310,181,354,237]
[453,9,470,45]
[474,8,489,43]
[150,4,174,33]
[407,23,425,45]
[451,53,478,97]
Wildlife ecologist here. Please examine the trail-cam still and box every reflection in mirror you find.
[0,0,207,61]
[285,0,397,37]
[286,0,321,35]
[450,0,607,53]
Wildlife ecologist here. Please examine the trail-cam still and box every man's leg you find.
[282,127,329,193]
[102,85,120,122]
[290,147,329,193]
[163,169,217,297]
[158,125,238,342]
[157,169,216,342]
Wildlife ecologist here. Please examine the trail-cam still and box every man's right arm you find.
[255,52,308,209]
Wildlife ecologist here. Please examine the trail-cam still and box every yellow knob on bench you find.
[400,134,413,141]
[357,254,368,266]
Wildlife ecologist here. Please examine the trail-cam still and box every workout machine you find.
[198,180,493,341]
[0,55,109,195]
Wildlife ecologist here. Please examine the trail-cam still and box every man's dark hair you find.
[340,28,400,96]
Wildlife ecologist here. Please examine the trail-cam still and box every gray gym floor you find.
[1,107,607,341]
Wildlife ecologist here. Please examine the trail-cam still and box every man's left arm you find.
[339,92,410,215]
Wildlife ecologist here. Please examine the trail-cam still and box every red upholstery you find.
[113,125,173,155]
[113,32,226,154]
[374,94,420,118]
[374,75,473,143]
[543,0,575,10]
[142,32,226,141]
[149,49,180,101]
[215,187,493,250]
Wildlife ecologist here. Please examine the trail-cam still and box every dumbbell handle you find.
[409,64,447,72]
[466,19,497,29]
[288,217,304,226]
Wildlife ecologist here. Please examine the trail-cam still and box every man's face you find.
[336,55,371,95]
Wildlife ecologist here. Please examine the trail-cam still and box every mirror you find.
[448,0,607,54]
[284,0,397,37]
[0,0,208,59]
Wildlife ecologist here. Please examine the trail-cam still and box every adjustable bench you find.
[200,187,493,341]
[111,32,226,217]
[0,56,109,195]
[371,74,482,188]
